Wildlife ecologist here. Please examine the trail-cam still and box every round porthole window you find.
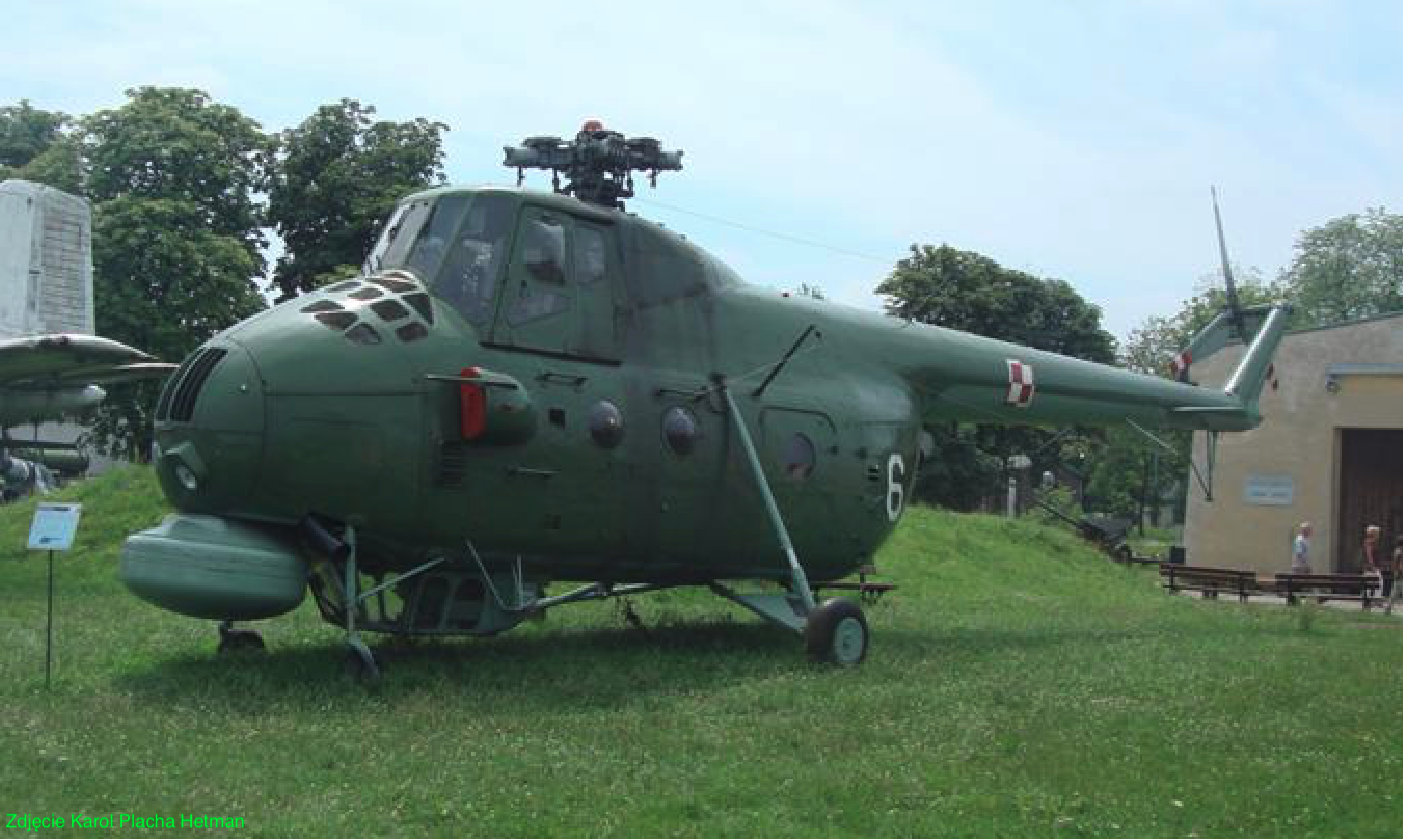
[662,407,698,455]
[589,401,624,448]
[784,433,816,480]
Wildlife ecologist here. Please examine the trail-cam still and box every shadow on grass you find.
[113,618,804,713]
[108,600,1310,717]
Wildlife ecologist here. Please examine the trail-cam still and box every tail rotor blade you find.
[1211,186,1246,338]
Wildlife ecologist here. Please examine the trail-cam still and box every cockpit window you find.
[401,196,469,283]
[520,215,567,285]
[365,200,430,274]
[365,195,472,284]
[575,224,608,285]
[430,194,513,326]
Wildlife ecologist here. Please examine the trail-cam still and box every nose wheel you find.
[805,598,869,666]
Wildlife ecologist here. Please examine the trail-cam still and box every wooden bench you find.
[1273,573,1381,609]
[1159,564,1262,603]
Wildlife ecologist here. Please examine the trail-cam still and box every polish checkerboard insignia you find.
[1169,350,1192,380]
[1006,359,1034,408]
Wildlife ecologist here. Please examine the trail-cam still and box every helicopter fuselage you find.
[148,187,921,591]
[124,182,1286,665]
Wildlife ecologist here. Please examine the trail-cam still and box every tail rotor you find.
[1211,186,1248,342]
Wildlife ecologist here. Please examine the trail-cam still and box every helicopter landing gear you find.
[329,525,381,682]
[718,380,872,666]
[344,637,380,682]
[216,620,265,654]
[804,598,869,666]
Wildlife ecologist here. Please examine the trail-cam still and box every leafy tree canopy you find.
[82,86,271,267]
[0,100,81,193]
[0,99,68,169]
[266,99,447,300]
[877,244,1116,363]
[76,88,272,458]
[1278,208,1403,327]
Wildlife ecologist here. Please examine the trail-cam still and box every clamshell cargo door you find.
[490,206,620,362]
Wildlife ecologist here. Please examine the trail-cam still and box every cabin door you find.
[490,206,619,362]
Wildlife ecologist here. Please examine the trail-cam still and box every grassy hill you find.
[3,467,1402,836]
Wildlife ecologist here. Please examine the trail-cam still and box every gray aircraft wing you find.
[0,334,175,389]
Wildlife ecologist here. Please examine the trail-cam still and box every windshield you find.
[364,200,430,274]
[429,194,515,326]
[364,195,471,285]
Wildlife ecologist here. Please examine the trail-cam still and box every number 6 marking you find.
[886,453,906,522]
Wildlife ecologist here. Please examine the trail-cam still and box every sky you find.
[5,0,1401,342]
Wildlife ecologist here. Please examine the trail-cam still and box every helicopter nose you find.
[153,340,266,512]
[154,270,446,523]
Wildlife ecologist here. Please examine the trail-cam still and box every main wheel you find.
[805,597,869,666]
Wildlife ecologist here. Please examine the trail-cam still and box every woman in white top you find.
[1291,522,1312,574]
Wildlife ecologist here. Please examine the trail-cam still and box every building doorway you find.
[1336,429,1403,571]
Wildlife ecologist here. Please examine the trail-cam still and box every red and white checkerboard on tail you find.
[1169,350,1192,379]
[1005,359,1035,407]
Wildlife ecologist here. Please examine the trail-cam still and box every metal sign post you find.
[27,502,82,689]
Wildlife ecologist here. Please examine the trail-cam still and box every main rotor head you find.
[503,120,683,209]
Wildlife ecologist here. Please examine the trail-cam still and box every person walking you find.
[1387,537,1403,615]
[1364,525,1383,600]
[1291,522,1312,574]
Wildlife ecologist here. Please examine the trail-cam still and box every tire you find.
[805,597,869,666]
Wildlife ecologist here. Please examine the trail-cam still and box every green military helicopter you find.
[120,122,1289,677]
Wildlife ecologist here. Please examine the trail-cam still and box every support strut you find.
[718,379,816,621]
[337,525,379,680]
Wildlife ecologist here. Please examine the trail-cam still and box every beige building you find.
[1185,313,1403,574]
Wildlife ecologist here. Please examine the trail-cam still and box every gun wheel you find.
[805,597,868,666]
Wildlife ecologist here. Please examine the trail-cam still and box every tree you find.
[266,99,448,300]
[0,100,82,193]
[84,87,270,267]
[876,244,1117,510]
[1278,208,1403,327]
[79,87,271,457]
[0,100,68,169]
[878,245,1116,363]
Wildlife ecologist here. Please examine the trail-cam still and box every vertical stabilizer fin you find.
[1224,303,1290,408]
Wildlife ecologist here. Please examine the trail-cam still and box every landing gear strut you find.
[720,380,869,666]
[216,620,265,654]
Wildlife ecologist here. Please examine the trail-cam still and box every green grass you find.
[3,468,1403,837]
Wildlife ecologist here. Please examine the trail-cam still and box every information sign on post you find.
[28,502,82,689]
[29,502,82,551]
